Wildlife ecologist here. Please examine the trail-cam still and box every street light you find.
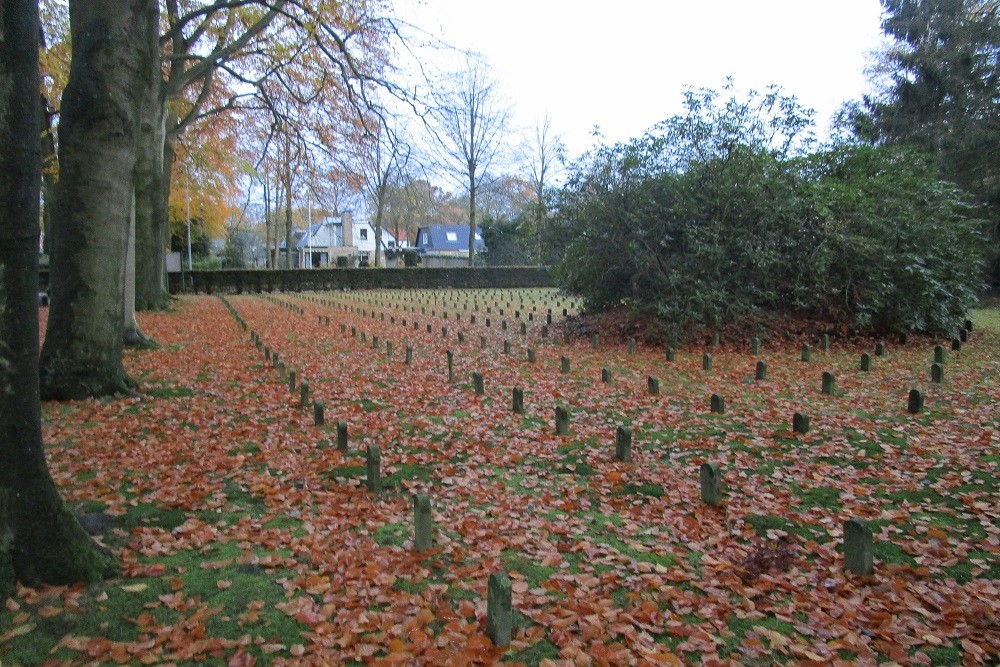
[186,167,193,271]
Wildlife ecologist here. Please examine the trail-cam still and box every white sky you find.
[396,0,887,159]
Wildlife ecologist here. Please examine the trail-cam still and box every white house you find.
[292,212,406,267]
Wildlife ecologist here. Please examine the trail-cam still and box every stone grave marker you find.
[555,406,570,435]
[822,371,836,395]
[615,426,632,462]
[366,445,381,493]
[860,353,872,372]
[413,494,432,552]
[512,387,524,415]
[710,393,725,414]
[486,572,512,647]
[931,363,943,383]
[843,518,873,575]
[793,412,810,434]
[907,388,925,414]
[337,421,348,452]
[700,462,722,506]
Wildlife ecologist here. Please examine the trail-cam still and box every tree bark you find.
[134,94,168,310]
[123,193,151,347]
[0,0,118,595]
[39,0,155,400]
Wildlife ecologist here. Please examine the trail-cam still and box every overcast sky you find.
[395,0,888,159]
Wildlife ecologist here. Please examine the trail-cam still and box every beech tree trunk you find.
[0,0,118,595]
[39,0,155,400]
[134,100,168,310]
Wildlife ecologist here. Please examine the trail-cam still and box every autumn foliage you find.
[3,290,998,665]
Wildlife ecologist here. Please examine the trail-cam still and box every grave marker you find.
[313,400,324,427]
[907,388,924,414]
[555,406,570,435]
[512,387,524,414]
[615,426,632,462]
[793,412,810,434]
[366,445,381,493]
[647,376,660,395]
[486,572,512,647]
[472,372,485,395]
[710,393,725,414]
[602,368,611,383]
[413,494,432,552]
[754,361,767,381]
[822,371,836,395]
[703,352,712,371]
[337,421,348,451]
[860,353,872,372]
[931,363,943,383]
[801,344,811,362]
[700,462,722,505]
[843,518,873,575]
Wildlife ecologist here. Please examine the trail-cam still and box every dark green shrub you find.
[550,85,985,340]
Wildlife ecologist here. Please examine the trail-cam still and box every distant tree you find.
[525,114,565,262]
[1,0,117,594]
[429,59,511,266]
[858,0,1000,283]
[356,113,410,266]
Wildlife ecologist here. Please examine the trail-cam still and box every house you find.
[279,212,408,267]
[414,224,485,267]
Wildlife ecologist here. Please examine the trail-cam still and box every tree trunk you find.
[39,0,154,400]
[468,176,476,266]
[134,91,168,310]
[263,174,271,269]
[123,193,151,347]
[374,195,385,268]
[0,0,118,595]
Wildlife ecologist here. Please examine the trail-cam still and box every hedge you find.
[166,267,553,294]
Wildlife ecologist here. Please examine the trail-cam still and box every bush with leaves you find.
[550,84,985,340]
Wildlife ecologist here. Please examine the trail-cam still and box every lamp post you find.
[186,167,192,271]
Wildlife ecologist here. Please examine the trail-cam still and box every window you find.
[360,228,368,241]
[446,232,458,242]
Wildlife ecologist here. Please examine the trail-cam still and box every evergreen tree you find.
[860,0,1000,282]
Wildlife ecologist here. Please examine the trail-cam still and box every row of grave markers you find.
[224,294,974,648]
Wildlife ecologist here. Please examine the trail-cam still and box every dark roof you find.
[415,225,486,252]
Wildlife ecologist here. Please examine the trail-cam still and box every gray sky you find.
[397,0,887,158]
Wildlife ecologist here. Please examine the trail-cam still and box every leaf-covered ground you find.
[2,289,998,666]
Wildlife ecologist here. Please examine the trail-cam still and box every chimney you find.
[341,211,353,248]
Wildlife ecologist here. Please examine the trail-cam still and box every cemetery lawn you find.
[2,289,998,666]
